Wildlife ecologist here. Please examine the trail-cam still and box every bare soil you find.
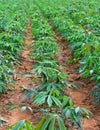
[0,21,100,130]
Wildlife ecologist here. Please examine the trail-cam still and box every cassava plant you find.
[31,40,58,61]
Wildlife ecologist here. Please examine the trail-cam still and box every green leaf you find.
[7,105,18,110]
[48,116,55,130]
[52,96,62,108]
[25,120,35,130]
[33,95,47,105]
[36,116,47,130]
[47,95,53,107]
[57,116,66,130]
[41,115,52,130]
[33,92,47,105]
[11,120,25,130]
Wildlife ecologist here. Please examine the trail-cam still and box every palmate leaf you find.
[52,96,62,108]
[31,64,73,87]
[40,115,52,130]
[57,116,66,130]
[33,92,46,105]
[31,66,60,83]
[7,115,66,130]
[36,115,48,130]
[61,96,73,108]
[33,91,49,105]
[7,120,35,130]
[33,89,62,108]
[48,117,55,130]
[36,114,66,130]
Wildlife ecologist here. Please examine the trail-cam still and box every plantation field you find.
[0,0,100,130]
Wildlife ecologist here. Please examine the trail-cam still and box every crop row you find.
[0,0,28,93]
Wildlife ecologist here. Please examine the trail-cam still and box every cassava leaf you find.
[57,116,66,130]
[52,96,62,108]
[47,95,53,107]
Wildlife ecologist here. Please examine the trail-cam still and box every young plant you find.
[61,96,92,129]
[31,64,76,89]
[33,89,62,108]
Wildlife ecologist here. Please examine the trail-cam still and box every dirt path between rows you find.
[56,33,100,130]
